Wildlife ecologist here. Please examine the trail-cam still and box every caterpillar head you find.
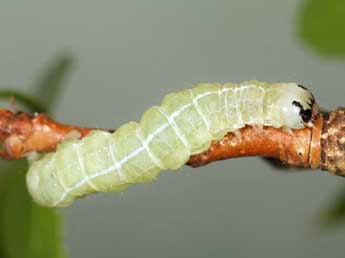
[277,83,319,129]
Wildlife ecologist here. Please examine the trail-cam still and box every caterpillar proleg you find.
[26,81,318,207]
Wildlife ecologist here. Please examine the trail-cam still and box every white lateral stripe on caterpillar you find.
[106,133,128,181]
[73,143,99,191]
[155,106,191,150]
[189,89,212,130]
[135,126,164,169]
[53,89,221,206]
[54,86,261,205]
[26,81,318,207]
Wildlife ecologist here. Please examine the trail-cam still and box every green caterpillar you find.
[26,81,318,207]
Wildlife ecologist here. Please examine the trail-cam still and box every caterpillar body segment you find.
[26,81,318,207]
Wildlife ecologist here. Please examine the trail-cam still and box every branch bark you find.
[0,108,344,176]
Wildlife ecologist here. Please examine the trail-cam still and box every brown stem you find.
[0,109,94,159]
[0,108,344,176]
[188,117,322,168]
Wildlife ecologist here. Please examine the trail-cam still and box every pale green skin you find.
[26,81,316,207]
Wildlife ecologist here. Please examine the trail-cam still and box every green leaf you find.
[0,160,66,258]
[0,89,47,113]
[298,0,345,57]
[32,51,75,113]
[318,185,345,230]
[0,51,75,257]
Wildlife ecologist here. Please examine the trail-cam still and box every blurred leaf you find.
[0,51,74,257]
[318,185,345,229]
[298,0,345,57]
[0,89,46,113]
[0,161,14,258]
[32,51,75,113]
[0,160,65,258]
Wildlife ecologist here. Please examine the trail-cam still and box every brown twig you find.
[188,118,322,169]
[0,108,344,176]
[0,109,93,159]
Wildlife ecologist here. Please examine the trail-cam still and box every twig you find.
[0,108,344,176]
[0,110,93,159]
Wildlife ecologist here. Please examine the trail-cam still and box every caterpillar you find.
[26,81,319,207]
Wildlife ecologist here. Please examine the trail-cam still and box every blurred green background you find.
[0,0,345,257]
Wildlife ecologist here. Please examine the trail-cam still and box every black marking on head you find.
[297,84,308,91]
[295,85,318,121]
[292,100,312,123]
